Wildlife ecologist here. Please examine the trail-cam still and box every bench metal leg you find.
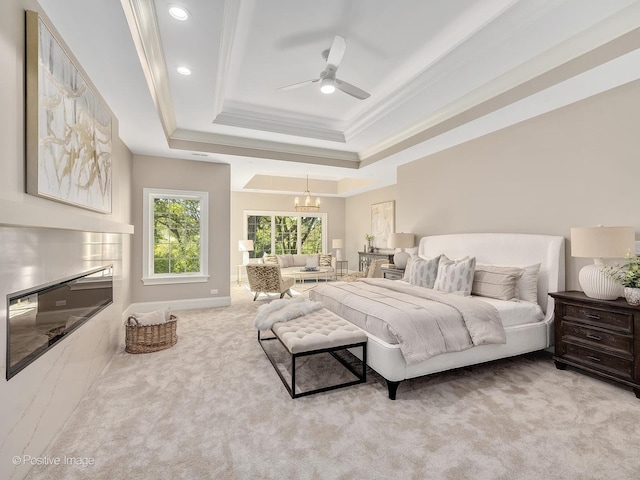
[258,330,367,399]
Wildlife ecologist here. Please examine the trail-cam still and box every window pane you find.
[300,216,322,254]
[153,197,202,274]
[247,215,272,259]
[275,216,297,254]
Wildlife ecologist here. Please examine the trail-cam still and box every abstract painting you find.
[26,11,112,213]
[371,201,395,250]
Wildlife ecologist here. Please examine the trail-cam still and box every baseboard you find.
[124,296,231,319]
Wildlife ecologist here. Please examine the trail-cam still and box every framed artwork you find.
[371,201,395,250]
[25,10,112,213]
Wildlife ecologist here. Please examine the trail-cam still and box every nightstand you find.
[382,267,404,280]
[550,291,640,398]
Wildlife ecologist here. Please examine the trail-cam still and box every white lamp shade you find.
[388,233,415,249]
[238,240,254,252]
[332,239,344,249]
[570,227,635,258]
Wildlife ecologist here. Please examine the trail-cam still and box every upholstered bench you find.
[258,309,367,398]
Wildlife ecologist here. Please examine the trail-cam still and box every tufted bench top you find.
[271,309,367,354]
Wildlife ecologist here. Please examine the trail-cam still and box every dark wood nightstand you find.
[382,267,404,280]
[550,291,640,398]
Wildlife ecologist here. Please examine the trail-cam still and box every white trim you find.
[125,296,231,318]
[142,188,209,284]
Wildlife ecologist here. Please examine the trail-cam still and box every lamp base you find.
[394,251,410,270]
[579,262,623,300]
[336,249,343,261]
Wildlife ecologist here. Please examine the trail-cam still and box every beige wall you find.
[397,80,640,290]
[231,192,346,273]
[0,2,132,479]
[345,185,397,272]
[131,155,231,304]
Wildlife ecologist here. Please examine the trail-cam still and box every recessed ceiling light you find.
[176,66,191,76]
[169,6,189,21]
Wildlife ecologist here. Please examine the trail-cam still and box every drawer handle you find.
[585,314,601,320]
[586,334,602,341]
[586,355,602,362]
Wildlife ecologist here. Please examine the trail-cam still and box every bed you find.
[309,233,565,399]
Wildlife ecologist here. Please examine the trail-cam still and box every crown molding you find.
[169,129,360,167]
[360,4,640,164]
[213,110,346,143]
[120,0,177,137]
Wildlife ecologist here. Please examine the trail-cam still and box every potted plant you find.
[604,253,640,306]
[365,234,374,253]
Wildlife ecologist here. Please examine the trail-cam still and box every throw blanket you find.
[309,279,505,365]
[253,296,324,331]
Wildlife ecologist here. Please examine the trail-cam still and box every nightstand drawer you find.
[563,341,633,381]
[562,321,633,356]
[564,304,633,333]
[382,268,404,280]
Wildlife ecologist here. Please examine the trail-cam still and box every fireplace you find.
[6,265,113,379]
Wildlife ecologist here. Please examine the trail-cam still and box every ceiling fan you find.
[278,36,370,100]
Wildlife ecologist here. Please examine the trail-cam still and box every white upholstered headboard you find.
[418,233,565,316]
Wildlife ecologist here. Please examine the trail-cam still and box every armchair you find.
[246,264,295,301]
[341,258,386,282]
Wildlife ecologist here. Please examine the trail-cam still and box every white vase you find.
[624,287,640,306]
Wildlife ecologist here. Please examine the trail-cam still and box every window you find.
[143,188,209,285]
[245,211,326,259]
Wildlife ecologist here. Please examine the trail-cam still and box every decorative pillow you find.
[305,254,319,268]
[319,253,332,267]
[263,254,278,265]
[472,264,523,301]
[276,254,294,268]
[516,263,541,304]
[409,255,441,288]
[434,255,476,296]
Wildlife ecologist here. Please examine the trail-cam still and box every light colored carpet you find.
[26,283,640,479]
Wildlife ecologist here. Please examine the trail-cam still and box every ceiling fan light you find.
[176,66,192,76]
[320,78,335,94]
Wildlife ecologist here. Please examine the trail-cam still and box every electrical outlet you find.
[210,289,218,295]
[55,300,67,307]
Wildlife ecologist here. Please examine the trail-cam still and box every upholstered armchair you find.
[341,258,386,282]
[246,264,295,301]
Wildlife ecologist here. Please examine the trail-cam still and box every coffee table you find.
[293,268,332,290]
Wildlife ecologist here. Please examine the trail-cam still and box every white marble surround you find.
[0,227,129,480]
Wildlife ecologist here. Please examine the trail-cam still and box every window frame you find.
[244,210,327,259]
[142,188,209,285]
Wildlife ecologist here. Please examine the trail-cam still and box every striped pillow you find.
[434,255,476,296]
[263,254,278,265]
[319,253,332,267]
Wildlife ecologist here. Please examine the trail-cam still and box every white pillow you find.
[305,254,319,268]
[472,264,523,301]
[516,263,541,304]
[408,255,441,288]
[434,255,476,296]
[132,309,170,326]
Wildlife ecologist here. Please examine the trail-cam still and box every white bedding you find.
[473,296,544,327]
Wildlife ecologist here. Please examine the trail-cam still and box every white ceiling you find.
[39,0,640,197]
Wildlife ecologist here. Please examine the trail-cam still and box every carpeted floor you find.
[26,283,640,479]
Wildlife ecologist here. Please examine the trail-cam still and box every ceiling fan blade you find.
[334,78,370,100]
[326,36,346,67]
[278,78,319,91]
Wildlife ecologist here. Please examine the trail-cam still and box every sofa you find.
[261,253,336,281]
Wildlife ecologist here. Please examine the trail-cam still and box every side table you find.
[335,259,348,278]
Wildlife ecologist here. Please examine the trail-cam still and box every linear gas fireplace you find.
[6,265,113,379]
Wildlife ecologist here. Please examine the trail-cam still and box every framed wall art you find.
[371,201,395,250]
[25,10,113,213]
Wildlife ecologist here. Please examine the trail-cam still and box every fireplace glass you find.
[6,265,113,379]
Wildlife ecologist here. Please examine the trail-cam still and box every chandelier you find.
[294,175,320,212]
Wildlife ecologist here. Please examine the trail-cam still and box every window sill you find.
[142,275,210,286]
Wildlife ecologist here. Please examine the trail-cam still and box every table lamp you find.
[332,239,344,261]
[388,233,415,270]
[238,240,254,265]
[570,226,635,300]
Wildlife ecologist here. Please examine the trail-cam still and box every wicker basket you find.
[125,315,178,354]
